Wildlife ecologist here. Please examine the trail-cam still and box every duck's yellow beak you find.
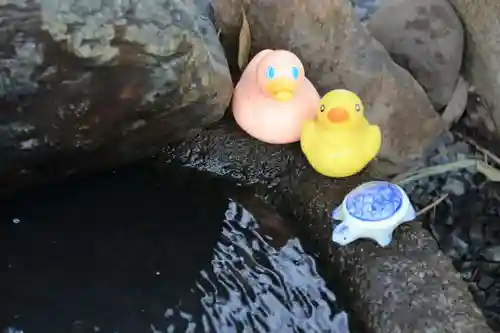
[327,107,349,123]
[265,78,295,102]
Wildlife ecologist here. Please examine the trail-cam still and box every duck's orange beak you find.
[327,107,349,123]
[265,78,296,102]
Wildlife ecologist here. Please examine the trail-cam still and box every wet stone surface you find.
[401,131,500,331]
[0,0,232,195]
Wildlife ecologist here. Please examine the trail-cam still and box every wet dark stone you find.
[480,246,500,262]
[478,275,496,290]
[484,292,500,308]
[429,151,452,165]
[0,0,232,195]
[0,164,348,333]
[457,260,476,272]
[429,222,447,242]
[483,219,500,245]
[442,231,469,260]
[473,289,488,305]
[478,262,500,276]
[443,176,466,196]
[469,221,486,249]
[484,309,500,332]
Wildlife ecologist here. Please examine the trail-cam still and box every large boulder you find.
[0,0,232,194]
[161,119,493,333]
[213,0,445,174]
[446,0,500,136]
[367,0,464,110]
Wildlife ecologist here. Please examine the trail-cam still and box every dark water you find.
[0,165,349,333]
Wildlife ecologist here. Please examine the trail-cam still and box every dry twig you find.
[454,131,500,166]
[416,193,449,216]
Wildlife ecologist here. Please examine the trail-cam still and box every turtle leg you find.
[373,230,393,247]
[332,205,344,220]
[402,204,417,223]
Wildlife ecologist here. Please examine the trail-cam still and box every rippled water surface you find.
[0,166,349,333]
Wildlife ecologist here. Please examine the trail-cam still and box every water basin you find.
[0,165,349,333]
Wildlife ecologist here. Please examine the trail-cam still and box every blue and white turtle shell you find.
[345,182,403,222]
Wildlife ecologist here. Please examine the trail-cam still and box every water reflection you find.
[178,200,348,332]
[0,167,348,333]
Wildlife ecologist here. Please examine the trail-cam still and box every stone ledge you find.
[161,118,493,333]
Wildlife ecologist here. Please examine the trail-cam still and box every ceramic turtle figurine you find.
[331,181,416,247]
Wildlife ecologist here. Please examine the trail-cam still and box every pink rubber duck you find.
[232,49,320,144]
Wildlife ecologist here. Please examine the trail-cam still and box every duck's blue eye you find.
[291,66,299,80]
[265,66,275,79]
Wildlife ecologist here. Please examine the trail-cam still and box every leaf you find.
[477,161,500,181]
[393,159,476,185]
[392,158,500,185]
[441,76,468,127]
[237,8,251,71]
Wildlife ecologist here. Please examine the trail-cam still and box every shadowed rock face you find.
[0,0,232,194]
[212,0,445,173]
[160,118,493,333]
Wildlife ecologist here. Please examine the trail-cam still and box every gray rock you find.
[469,220,486,249]
[463,172,476,188]
[484,293,499,308]
[481,246,500,262]
[443,177,466,196]
[477,274,496,290]
[0,0,232,195]
[212,0,445,174]
[443,232,470,260]
[429,152,451,165]
[446,0,500,137]
[449,141,472,156]
[367,0,464,110]
[425,179,439,193]
[161,119,493,333]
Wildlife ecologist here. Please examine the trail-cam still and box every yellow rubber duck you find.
[300,89,382,178]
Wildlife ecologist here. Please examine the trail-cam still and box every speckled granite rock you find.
[212,0,444,173]
[446,0,500,137]
[367,0,464,110]
[0,0,232,194]
[160,119,493,333]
